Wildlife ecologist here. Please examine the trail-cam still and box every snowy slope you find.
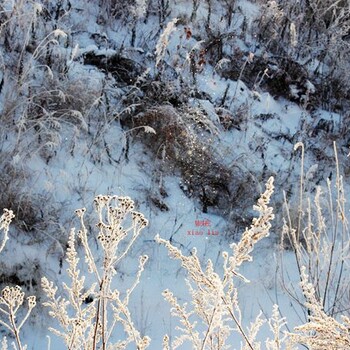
[0,0,349,348]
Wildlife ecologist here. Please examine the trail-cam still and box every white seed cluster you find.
[0,286,25,308]
[0,209,15,254]
[0,209,15,227]
[41,194,150,349]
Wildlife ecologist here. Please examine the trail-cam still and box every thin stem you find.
[296,142,304,243]
[111,226,141,266]
[330,142,347,316]
[102,283,107,350]
[0,319,13,332]
[201,305,217,350]
[221,296,255,350]
[92,280,103,350]
[18,307,32,331]
[322,142,340,310]
[9,308,23,350]
[47,335,51,350]
[283,192,302,277]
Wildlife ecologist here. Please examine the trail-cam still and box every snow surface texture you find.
[0,0,349,348]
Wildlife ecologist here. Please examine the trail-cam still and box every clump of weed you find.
[122,105,253,222]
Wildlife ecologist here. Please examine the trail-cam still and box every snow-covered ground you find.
[0,0,349,348]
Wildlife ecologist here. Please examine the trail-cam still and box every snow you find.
[0,0,348,348]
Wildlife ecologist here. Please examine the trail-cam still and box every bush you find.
[41,195,150,349]
[121,104,253,220]
[0,177,350,348]
[280,142,350,320]
[0,160,59,241]
[254,0,350,111]
[156,176,275,349]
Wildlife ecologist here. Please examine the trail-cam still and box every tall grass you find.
[281,142,350,320]
[1,170,350,348]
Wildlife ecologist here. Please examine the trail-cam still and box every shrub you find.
[280,142,350,319]
[156,177,275,349]
[0,160,59,240]
[99,0,148,21]
[121,104,249,218]
[1,177,350,348]
[41,195,150,349]
[254,0,350,111]
[0,209,37,350]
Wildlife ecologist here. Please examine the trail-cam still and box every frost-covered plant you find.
[281,142,350,320]
[41,195,150,350]
[231,52,254,103]
[156,177,275,349]
[287,267,350,349]
[3,182,350,349]
[131,0,148,19]
[255,1,284,44]
[155,18,178,67]
[265,305,288,350]
[0,209,15,254]
[0,1,75,163]
[0,208,36,350]
[0,286,36,350]
[102,0,147,20]
[255,0,350,109]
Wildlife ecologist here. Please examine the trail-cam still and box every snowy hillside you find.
[0,0,350,349]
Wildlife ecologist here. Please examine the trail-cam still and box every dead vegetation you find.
[0,159,59,242]
[121,105,253,225]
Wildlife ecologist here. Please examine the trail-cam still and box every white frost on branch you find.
[155,18,178,67]
[131,0,148,19]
